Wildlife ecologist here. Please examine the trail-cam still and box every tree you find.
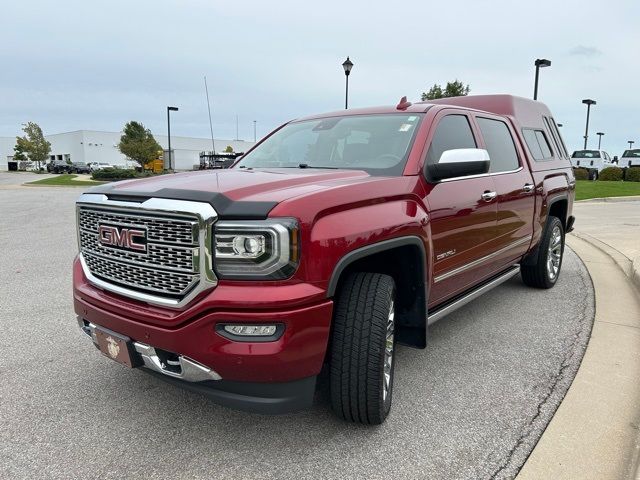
[13,137,29,162]
[223,145,234,153]
[421,80,470,101]
[118,121,162,169]
[16,122,51,170]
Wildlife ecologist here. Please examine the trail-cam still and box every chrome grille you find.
[83,252,197,295]
[78,206,201,298]
[78,208,196,244]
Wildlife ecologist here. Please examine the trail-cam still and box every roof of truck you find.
[295,95,553,129]
[420,94,555,127]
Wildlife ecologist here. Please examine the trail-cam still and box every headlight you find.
[213,218,299,279]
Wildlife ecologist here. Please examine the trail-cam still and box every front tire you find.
[521,216,564,289]
[330,272,396,425]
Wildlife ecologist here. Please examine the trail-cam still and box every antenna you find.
[204,76,216,154]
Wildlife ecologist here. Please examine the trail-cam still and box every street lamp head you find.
[168,106,179,111]
[596,132,604,136]
[342,57,354,76]
[582,99,596,106]
[535,58,551,68]
[557,123,563,127]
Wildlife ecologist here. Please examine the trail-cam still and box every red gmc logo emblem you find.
[98,224,147,252]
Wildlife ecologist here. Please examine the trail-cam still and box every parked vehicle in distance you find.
[88,162,114,172]
[73,95,575,424]
[71,162,91,174]
[620,149,640,168]
[570,149,615,180]
[46,160,71,174]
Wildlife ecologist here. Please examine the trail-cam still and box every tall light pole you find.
[167,106,179,170]
[629,140,636,150]
[533,58,551,100]
[253,120,257,142]
[596,132,604,149]
[342,57,354,109]
[582,99,596,149]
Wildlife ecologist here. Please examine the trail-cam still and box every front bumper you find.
[73,259,333,413]
[77,318,317,414]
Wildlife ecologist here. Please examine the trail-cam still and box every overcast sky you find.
[2,0,638,154]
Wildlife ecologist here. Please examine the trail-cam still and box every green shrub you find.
[91,168,136,181]
[598,167,623,181]
[624,167,640,182]
[573,168,589,181]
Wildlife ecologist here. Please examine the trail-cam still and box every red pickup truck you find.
[74,94,575,424]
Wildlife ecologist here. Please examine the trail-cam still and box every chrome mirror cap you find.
[438,148,490,164]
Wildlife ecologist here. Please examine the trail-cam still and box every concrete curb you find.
[577,195,640,203]
[516,236,640,480]
[571,231,640,294]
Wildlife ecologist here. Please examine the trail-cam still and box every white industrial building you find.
[0,130,256,171]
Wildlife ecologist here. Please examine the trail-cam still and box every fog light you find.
[223,325,277,336]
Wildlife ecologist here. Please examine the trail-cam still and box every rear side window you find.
[476,117,519,173]
[549,117,569,158]
[523,129,554,161]
[427,115,476,165]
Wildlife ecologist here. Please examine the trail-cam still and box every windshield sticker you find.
[399,124,413,132]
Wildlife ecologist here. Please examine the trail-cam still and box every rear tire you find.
[330,272,396,425]
[521,216,564,289]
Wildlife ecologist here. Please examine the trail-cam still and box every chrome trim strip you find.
[434,235,532,284]
[133,342,221,382]
[77,318,221,381]
[428,265,520,325]
[439,166,523,183]
[76,193,218,308]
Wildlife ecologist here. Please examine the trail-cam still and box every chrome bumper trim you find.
[77,318,221,382]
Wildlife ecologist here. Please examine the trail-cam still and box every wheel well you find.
[548,198,568,229]
[331,243,427,349]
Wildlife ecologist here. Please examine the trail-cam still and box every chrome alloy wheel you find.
[547,225,563,281]
[383,300,395,402]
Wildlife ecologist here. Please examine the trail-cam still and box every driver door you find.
[421,112,499,307]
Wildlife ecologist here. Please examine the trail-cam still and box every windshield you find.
[236,114,423,175]
[571,150,601,158]
[622,149,640,158]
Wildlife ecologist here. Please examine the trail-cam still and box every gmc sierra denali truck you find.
[74,94,575,425]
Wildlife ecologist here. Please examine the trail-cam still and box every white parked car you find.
[620,149,640,168]
[88,162,114,172]
[570,150,615,180]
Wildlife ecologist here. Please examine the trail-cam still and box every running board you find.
[427,265,521,325]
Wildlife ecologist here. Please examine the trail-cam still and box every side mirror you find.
[613,156,619,163]
[427,148,490,181]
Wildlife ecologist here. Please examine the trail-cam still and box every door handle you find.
[523,183,535,193]
[481,191,497,202]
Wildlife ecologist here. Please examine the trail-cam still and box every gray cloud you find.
[569,46,603,57]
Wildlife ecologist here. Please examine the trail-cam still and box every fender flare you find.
[523,193,569,266]
[326,236,427,298]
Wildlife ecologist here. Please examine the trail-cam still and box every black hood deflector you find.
[87,185,277,220]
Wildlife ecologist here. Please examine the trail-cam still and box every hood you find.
[86,168,394,219]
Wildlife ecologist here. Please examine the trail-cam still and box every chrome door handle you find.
[481,191,497,202]
[523,183,535,193]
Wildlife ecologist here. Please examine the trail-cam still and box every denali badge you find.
[98,223,147,253]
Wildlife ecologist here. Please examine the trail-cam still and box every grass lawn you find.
[575,180,640,201]
[26,174,106,187]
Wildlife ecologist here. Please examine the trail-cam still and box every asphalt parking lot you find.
[0,173,595,480]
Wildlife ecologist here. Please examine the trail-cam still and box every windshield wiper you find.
[297,163,338,169]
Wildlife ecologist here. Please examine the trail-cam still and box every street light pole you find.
[629,140,636,149]
[342,57,354,109]
[533,58,551,100]
[253,120,257,142]
[581,99,596,149]
[596,132,604,149]
[167,106,179,170]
